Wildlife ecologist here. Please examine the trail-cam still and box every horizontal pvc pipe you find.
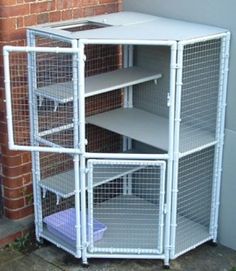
[10,144,81,154]
[86,253,165,260]
[4,45,80,54]
[81,39,176,46]
[180,33,227,46]
[38,123,74,137]
[84,152,168,160]
[28,29,73,42]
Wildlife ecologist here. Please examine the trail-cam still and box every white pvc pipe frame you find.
[3,32,229,263]
[86,159,166,256]
[170,32,230,259]
[3,40,176,265]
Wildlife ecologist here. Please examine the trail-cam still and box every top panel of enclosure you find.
[29,12,227,42]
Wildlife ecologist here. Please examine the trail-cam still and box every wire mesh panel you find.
[85,44,123,154]
[39,152,74,199]
[4,47,81,152]
[42,191,76,254]
[179,39,222,153]
[87,160,166,255]
[175,147,215,256]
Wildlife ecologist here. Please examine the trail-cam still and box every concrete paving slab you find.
[32,243,236,271]
[0,253,62,271]
[1,242,236,271]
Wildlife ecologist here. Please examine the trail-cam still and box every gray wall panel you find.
[219,129,236,249]
[124,0,236,250]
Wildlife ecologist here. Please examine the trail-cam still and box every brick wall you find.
[0,0,122,220]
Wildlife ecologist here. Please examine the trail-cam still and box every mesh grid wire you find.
[175,146,215,255]
[88,163,163,253]
[85,44,123,153]
[9,50,75,149]
[42,191,76,245]
[179,39,221,153]
[133,45,170,118]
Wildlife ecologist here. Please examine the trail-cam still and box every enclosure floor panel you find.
[39,166,142,197]
[175,215,210,255]
[87,108,215,152]
[92,195,160,250]
[35,67,161,103]
[41,226,76,255]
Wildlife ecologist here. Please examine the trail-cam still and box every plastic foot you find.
[163,264,170,269]
[208,240,218,247]
[36,238,44,245]
[81,262,89,268]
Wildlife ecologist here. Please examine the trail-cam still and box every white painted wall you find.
[124,0,236,250]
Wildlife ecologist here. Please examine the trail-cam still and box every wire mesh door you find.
[3,46,83,154]
[87,159,166,255]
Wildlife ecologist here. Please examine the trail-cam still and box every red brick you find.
[57,0,73,10]
[0,0,17,6]
[4,184,33,199]
[4,197,25,209]
[72,0,82,8]
[4,205,34,220]
[37,13,49,24]
[21,152,31,163]
[0,232,22,247]
[95,3,118,15]
[3,173,32,189]
[2,162,31,177]
[62,9,73,20]
[82,6,95,17]
[2,154,22,167]
[30,1,55,14]
[24,14,37,26]
[82,0,98,7]
[49,11,61,22]
[0,4,30,18]
[16,17,24,28]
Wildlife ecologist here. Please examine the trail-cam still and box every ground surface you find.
[0,242,236,271]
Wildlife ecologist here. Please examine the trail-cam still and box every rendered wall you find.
[124,0,236,250]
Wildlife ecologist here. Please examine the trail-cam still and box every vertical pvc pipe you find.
[27,30,43,240]
[210,36,226,238]
[158,162,166,253]
[212,32,230,242]
[164,42,177,265]
[78,41,88,264]
[87,161,94,252]
[170,42,184,260]
[72,39,82,258]
[3,49,15,149]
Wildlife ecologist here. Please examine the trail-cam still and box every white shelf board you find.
[39,170,75,198]
[39,164,142,197]
[35,67,162,103]
[87,108,215,152]
[87,108,169,151]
